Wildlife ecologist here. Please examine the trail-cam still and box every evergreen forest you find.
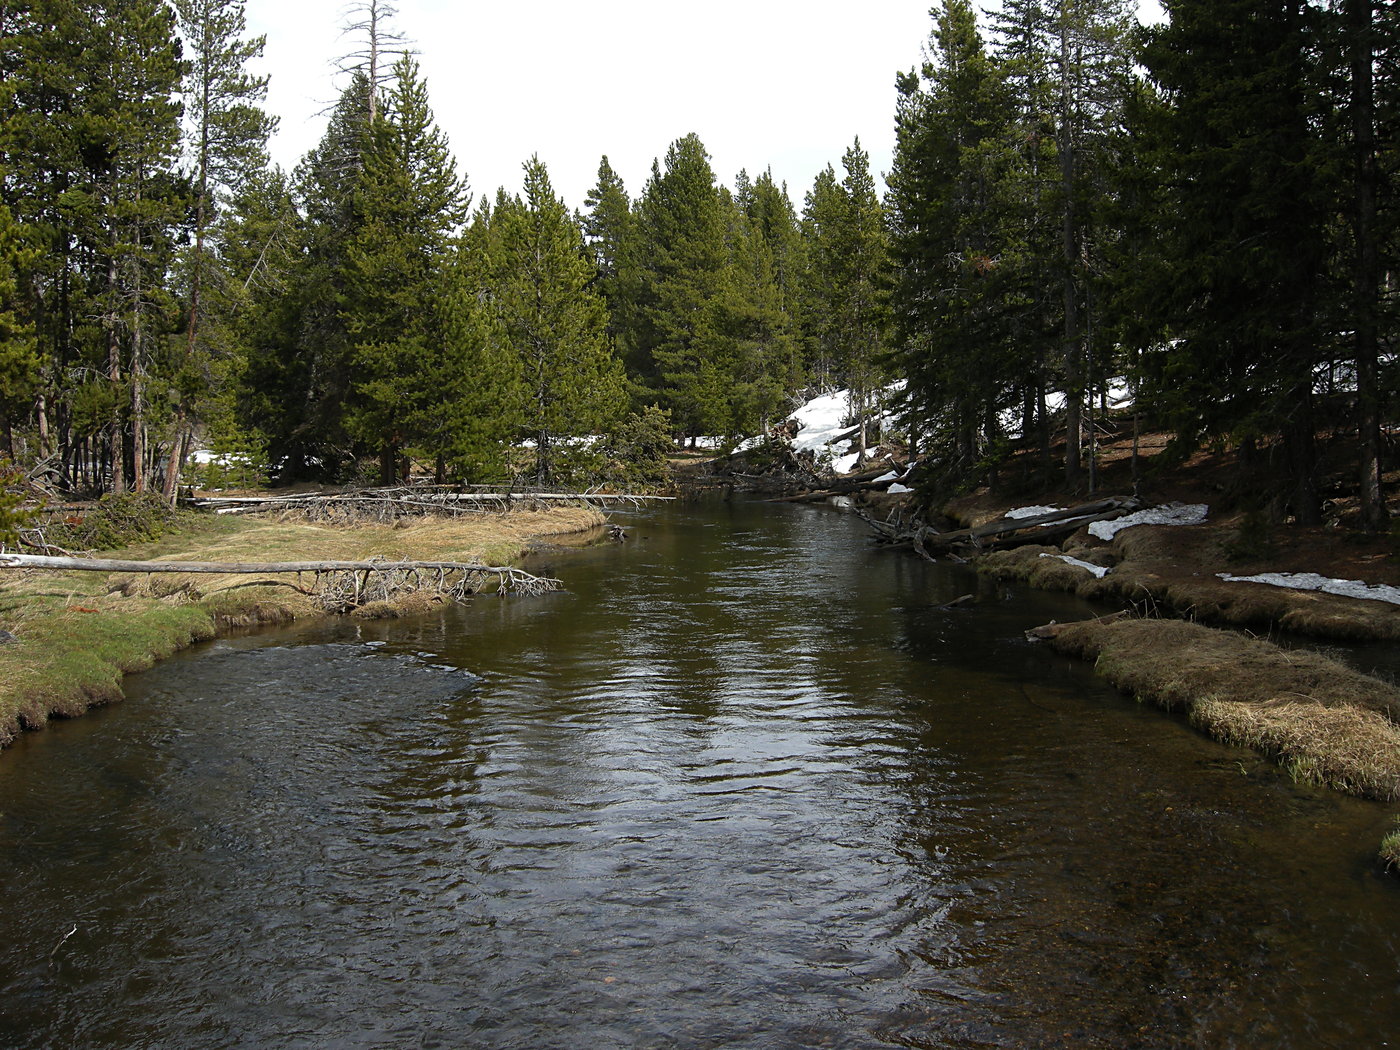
[0,0,1394,529]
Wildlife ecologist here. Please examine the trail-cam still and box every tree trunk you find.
[379,441,398,486]
[1059,16,1082,490]
[1350,0,1388,531]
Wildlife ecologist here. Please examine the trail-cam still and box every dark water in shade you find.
[0,498,1397,1049]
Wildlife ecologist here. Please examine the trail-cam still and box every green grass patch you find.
[1380,822,1400,872]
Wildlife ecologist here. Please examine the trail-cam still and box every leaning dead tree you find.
[0,553,560,614]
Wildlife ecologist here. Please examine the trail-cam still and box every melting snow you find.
[1007,505,1064,519]
[1039,553,1112,578]
[887,483,913,495]
[873,470,900,484]
[1089,502,1209,540]
[791,390,854,453]
[1216,572,1400,607]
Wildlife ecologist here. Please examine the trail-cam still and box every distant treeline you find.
[0,0,1393,526]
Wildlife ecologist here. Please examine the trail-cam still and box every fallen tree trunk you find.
[189,489,673,516]
[766,460,897,503]
[0,553,561,609]
[0,553,548,578]
[869,497,1140,556]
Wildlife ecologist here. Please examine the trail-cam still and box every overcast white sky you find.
[243,1,1164,213]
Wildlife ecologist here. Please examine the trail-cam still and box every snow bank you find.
[1089,502,1209,541]
[1216,572,1400,607]
[1039,553,1111,578]
[790,389,854,453]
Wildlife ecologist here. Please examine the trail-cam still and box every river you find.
[0,498,1396,1048]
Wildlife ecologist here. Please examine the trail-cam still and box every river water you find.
[1,499,1397,1048]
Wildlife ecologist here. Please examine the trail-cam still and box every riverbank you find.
[946,490,1400,865]
[0,503,604,747]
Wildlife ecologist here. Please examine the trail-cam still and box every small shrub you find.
[44,492,191,551]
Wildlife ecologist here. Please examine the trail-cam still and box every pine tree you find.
[830,140,888,460]
[801,164,843,388]
[167,0,276,496]
[1333,0,1392,530]
[430,217,523,481]
[635,133,733,439]
[1141,0,1334,522]
[887,0,1021,488]
[3,1,186,493]
[990,0,1138,487]
[88,0,188,493]
[738,169,806,422]
[0,203,40,459]
[341,55,468,484]
[281,72,374,479]
[582,156,643,382]
[223,167,306,473]
[481,158,624,483]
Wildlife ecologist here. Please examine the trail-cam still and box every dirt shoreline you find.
[0,504,605,749]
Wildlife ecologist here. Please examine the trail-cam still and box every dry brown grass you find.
[1046,617,1400,801]
[980,545,1103,592]
[1193,698,1400,801]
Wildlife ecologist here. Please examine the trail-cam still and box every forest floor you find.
[0,502,604,750]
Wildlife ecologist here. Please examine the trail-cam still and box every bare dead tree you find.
[336,0,411,122]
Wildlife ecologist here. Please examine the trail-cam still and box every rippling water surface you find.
[0,499,1397,1048]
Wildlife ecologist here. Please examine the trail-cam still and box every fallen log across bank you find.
[0,552,561,609]
[765,461,898,504]
[868,497,1141,557]
[188,489,674,517]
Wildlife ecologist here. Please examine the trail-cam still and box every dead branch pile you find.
[0,553,560,614]
[866,497,1142,561]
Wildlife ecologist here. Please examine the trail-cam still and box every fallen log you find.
[187,489,674,517]
[871,497,1140,555]
[1025,610,1130,642]
[0,553,548,577]
[0,553,561,608]
[766,460,897,503]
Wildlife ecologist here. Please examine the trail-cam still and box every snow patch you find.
[1215,572,1400,607]
[1039,553,1111,578]
[1089,502,1209,540]
[873,470,900,484]
[790,389,854,453]
[887,483,913,495]
[831,451,861,475]
[1006,505,1063,519]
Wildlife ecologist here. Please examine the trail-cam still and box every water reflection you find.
[0,499,1396,1048]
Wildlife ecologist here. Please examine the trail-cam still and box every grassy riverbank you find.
[0,503,604,747]
[1033,616,1400,802]
[954,491,1400,866]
